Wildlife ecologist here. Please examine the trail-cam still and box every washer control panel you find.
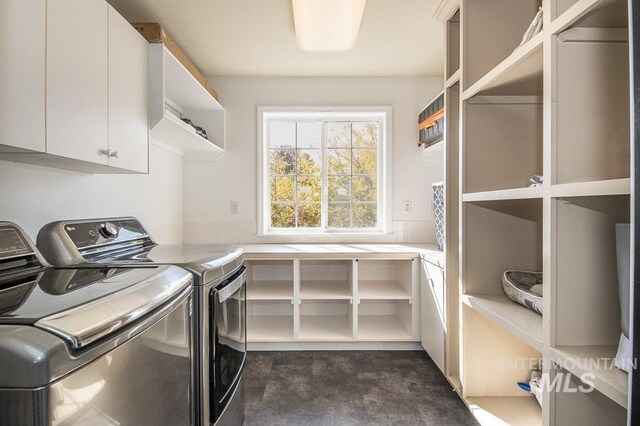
[0,224,33,260]
[63,219,148,249]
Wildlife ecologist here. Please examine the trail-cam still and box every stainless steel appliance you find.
[0,221,195,426]
[36,217,246,426]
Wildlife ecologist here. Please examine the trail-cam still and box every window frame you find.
[257,107,392,235]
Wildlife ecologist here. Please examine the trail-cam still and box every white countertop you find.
[239,243,444,261]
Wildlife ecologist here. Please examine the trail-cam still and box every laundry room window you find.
[258,108,391,234]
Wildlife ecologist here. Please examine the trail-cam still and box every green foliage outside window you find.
[270,121,379,230]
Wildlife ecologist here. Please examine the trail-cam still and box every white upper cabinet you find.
[0,0,46,153]
[46,0,109,166]
[0,0,149,173]
[108,6,148,173]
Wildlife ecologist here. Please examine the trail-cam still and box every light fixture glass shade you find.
[292,0,367,52]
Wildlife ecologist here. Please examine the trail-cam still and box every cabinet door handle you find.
[109,150,118,158]
[100,148,111,156]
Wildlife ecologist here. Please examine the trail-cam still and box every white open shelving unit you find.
[434,0,632,424]
[148,43,225,159]
[244,256,420,348]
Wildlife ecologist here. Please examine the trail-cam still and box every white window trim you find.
[257,106,393,235]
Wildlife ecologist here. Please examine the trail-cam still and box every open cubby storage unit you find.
[436,0,632,423]
[244,257,419,348]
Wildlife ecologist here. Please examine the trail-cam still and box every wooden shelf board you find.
[465,396,541,426]
[299,315,352,341]
[247,315,294,342]
[550,0,628,35]
[550,178,630,198]
[358,280,411,300]
[300,280,352,300]
[357,315,413,341]
[446,69,461,88]
[247,280,294,300]
[462,186,543,202]
[462,294,543,352]
[462,32,543,100]
[151,110,224,156]
[551,345,629,408]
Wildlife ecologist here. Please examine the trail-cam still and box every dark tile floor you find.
[243,351,478,426]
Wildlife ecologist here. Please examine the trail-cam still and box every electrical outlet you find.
[230,201,239,215]
[403,201,412,213]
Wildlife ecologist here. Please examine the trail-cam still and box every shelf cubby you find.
[462,199,543,349]
[462,305,542,412]
[551,366,627,424]
[357,300,412,341]
[299,259,353,299]
[551,0,628,33]
[247,300,294,342]
[246,260,294,300]
[463,97,542,193]
[357,259,412,300]
[553,26,629,185]
[462,0,542,91]
[299,300,353,341]
[553,195,629,346]
[446,10,460,80]
[463,33,543,100]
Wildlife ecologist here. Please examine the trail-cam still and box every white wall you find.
[184,77,443,244]
[0,143,184,244]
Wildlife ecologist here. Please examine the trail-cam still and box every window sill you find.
[257,231,392,237]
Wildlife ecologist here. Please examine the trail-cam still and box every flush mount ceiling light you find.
[292,0,367,52]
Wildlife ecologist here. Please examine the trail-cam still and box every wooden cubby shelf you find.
[551,0,628,34]
[462,294,542,351]
[465,396,542,426]
[550,178,631,198]
[299,281,352,300]
[551,345,628,408]
[247,300,294,342]
[462,186,543,203]
[462,32,543,100]
[243,254,421,346]
[444,0,632,423]
[357,300,413,341]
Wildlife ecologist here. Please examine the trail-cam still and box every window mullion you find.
[321,120,328,231]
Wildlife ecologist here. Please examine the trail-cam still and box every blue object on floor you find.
[517,382,531,392]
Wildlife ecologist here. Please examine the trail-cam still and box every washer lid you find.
[35,266,192,350]
[0,266,191,335]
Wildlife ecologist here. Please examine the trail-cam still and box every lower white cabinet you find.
[245,257,419,347]
[420,256,446,373]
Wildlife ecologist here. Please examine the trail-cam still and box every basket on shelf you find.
[501,271,543,314]
[432,182,444,251]
[418,92,445,148]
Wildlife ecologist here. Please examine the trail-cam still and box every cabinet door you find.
[0,0,46,152]
[108,6,149,173]
[420,259,446,373]
[47,0,108,165]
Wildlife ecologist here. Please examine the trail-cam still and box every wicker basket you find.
[502,271,543,315]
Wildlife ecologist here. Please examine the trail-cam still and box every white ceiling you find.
[107,0,444,77]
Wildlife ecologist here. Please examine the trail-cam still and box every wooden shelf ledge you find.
[462,293,543,352]
[551,345,629,408]
[462,186,543,203]
[462,32,543,100]
[551,178,630,198]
